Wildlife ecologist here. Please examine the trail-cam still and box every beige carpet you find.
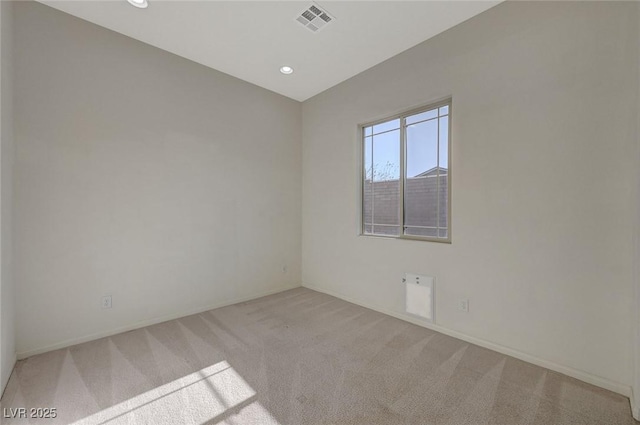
[0,288,635,424]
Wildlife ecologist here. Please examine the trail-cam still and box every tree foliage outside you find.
[365,161,399,182]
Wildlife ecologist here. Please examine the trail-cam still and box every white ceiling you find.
[38,1,501,101]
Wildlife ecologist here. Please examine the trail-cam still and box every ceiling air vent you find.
[295,3,335,33]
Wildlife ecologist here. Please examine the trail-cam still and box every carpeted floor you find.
[0,287,635,424]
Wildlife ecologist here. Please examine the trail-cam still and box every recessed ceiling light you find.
[127,0,148,9]
[280,66,294,75]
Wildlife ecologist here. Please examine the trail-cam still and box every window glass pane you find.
[372,130,400,181]
[438,172,448,235]
[363,136,373,233]
[406,119,438,178]
[372,119,400,135]
[439,116,449,170]
[406,108,437,125]
[372,224,401,236]
[404,226,438,238]
[369,129,400,236]
[364,136,373,180]
[438,115,449,238]
[404,114,446,238]
[364,126,372,137]
[439,105,449,116]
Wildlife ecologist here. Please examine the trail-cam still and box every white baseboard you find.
[631,387,640,421]
[17,284,301,360]
[0,354,17,399]
[302,283,631,398]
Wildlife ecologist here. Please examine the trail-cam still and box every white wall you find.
[634,3,640,418]
[0,0,15,393]
[302,1,637,394]
[9,0,640,403]
[13,2,302,357]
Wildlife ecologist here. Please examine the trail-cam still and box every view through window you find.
[362,100,450,241]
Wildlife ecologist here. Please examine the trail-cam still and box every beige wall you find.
[13,2,302,357]
[302,1,638,393]
[0,0,15,392]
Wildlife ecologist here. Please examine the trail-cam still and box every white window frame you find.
[359,98,452,243]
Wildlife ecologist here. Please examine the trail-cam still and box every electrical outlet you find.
[101,295,112,309]
[458,299,469,312]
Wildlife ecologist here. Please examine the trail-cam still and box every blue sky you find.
[364,112,448,181]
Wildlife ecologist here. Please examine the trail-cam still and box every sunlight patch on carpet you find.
[72,361,279,425]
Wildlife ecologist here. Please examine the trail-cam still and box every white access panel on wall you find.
[405,273,434,322]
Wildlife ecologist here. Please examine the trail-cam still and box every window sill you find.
[359,233,451,244]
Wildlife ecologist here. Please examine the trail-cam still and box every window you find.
[361,100,451,242]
